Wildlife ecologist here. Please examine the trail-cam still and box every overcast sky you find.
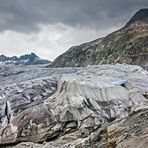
[0,0,147,61]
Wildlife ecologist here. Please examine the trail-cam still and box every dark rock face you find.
[0,53,50,65]
[125,8,148,27]
[0,55,9,61]
[51,9,148,67]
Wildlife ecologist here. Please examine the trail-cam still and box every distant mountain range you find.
[0,53,51,65]
[51,9,148,67]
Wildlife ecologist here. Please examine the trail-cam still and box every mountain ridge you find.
[51,8,148,67]
[0,53,51,65]
[125,8,148,27]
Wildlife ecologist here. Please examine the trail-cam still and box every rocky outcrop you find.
[0,64,148,147]
[125,8,148,27]
[108,110,148,148]
[51,9,148,67]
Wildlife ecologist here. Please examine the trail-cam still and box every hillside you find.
[51,9,148,67]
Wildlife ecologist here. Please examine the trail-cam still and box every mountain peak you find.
[125,8,148,27]
[30,52,39,58]
[19,53,39,61]
[0,53,50,65]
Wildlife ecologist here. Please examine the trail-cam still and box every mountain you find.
[0,53,51,65]
[51,9,148,67]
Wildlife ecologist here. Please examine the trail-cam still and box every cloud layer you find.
[0,0,147,60]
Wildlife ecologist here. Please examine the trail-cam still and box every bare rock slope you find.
[51,9,148,67]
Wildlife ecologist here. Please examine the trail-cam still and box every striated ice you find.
[0,64,147,145]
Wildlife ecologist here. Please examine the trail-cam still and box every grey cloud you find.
[0,0,148,33]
